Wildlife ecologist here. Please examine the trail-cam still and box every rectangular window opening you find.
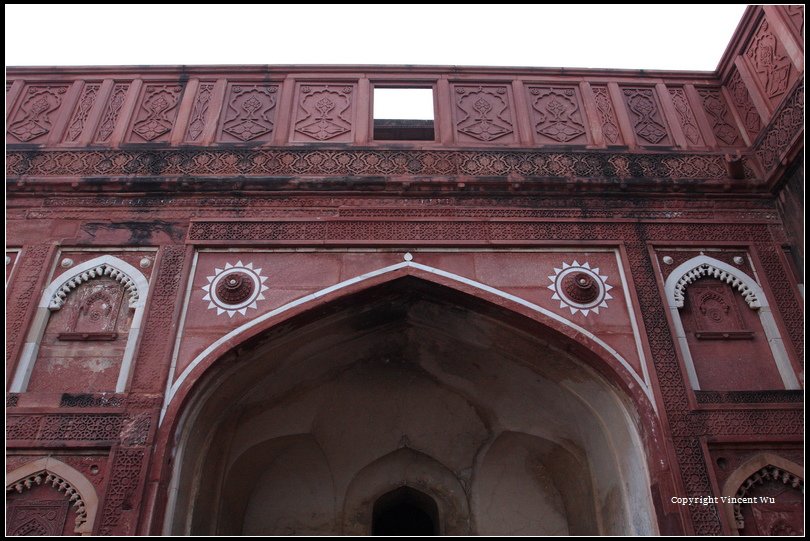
[373,87,435,141]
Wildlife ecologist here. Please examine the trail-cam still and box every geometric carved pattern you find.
[733,466,803,529]
[746,19,795,105]
[293,84,354,142]
[672,262,761,309]
[98,448,145,535]
[95,83,130,143]
[7,413,123,442]
[185,83,215,142]
[6,472,88,531]
[129,84,184,142]
[527,85,587,144]
[755,241,804,361]
[6,148,755,181]
[669,88,704,146]
[49,263,140,311]
[622,87,671,145]
[219,84,279,142]
[698,88,741,146]
[5,244,51,367]
[130,245,187,392]
[454,85,514,142]
[754,80,804,173]
[65,83,101,142]
[726,70,762,140]
[7,500,69,536]
[7,85,69,143]
[591,86,623,145]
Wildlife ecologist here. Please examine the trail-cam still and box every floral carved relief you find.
[527,86,588,144]
[453,85,514,143]
[129,84,184,142]
[293,84,354,142]
[218,84,279,143]
[7,85,69,143]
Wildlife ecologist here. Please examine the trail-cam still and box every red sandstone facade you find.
[6,6,804,535]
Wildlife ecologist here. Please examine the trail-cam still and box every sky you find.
[5,4,747,69]
[5,4,748,118]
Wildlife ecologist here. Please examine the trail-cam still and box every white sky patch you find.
[374,88,435,120]
[5,4,747,70]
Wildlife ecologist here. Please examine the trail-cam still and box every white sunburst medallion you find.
[202,261,269,318]
[547,260,613,316]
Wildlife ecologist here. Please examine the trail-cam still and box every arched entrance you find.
[162,277,657,535]
[372,487,439,536]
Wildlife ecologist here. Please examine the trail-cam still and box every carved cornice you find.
[7,148,756,182]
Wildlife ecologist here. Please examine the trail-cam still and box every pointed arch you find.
[663,255,799,390]
[6,457,99,535]
[10,254,150,393]
[161,259,654,423]
[720,453,804,534]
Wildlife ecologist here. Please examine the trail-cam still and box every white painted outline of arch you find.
[10,255,149,393]
[162,259,653,424]
[6,456,99,535]
[664,255,799,390]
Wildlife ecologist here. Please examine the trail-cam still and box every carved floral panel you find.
[726,69,762,140]
[7,84,70,144]
[668,87,704,147]
[452,84,515,144]
[127,83,185,143]
[590,86,624,145]
[697,87,743,147]
[64,82,102,142]
[620,86,672,146]
[745,19,798,107]
[526,85,589,145]
[185,82,216,142]
[217,83,280,143]
[292,83,355,143]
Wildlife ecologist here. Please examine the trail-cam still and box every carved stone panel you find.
[590,86,623,145]
[621,87,672,146]
[185,82,216,143]
[6,480,79,536]
[64,82,102,142]
[668,87,704,146]
[452,85,515,144]
[28,277,133,392]
[697,88,743,147]
[7,498,70,536]
[526,85,589,145]
[127,83,185,143]
[95,83,131,143]
[680,277,782,391]
[745,19,798,107]
[7,84,69,144]
[292,84,355,143]
[726,69,762,141]
[686,284,749,337]
[217,83,280,143]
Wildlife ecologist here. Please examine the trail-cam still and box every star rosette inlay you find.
[547,261,613,316]
[201,261,268,318]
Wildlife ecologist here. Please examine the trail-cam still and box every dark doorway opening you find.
[372,486,439,536]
